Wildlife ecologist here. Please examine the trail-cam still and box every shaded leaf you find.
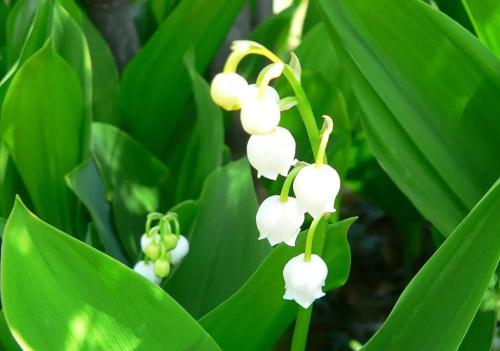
[167,159,270,318]
[462,0,500,56]
[91,122,171,259]
[359,179,500,351]
[0,310,20,351]
[458,310,496,351]
[175,53,224,202]
[119,0,245,155]
[66,159,129,264]
[1,44,85,233]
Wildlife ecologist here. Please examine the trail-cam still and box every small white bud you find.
[140,232,160,252]
[210,72,248,111]
[170,235,190,264]
[133,260,161,285]
[247,127,296,180]
[292,164,340,218]
[283,254,328,308]
[256,195,304,246]
[240,84,280,135]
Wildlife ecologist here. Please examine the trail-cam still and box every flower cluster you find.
[133,212,190,285]
[211,41,341,308]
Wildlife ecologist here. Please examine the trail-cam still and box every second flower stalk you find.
[210,41,341,309]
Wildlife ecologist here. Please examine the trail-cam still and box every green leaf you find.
[0,217,5,238]
[0,144,28,219]
[166,159,270,318]
[175,53,224,202]
[5,0,49,67]
[200,218,355,351]
[81,17,119,125]
[66,159,129,264]
[52,3,92,122]
[462,0,500,56]
[0,310,20,351]
[359,179,500,351]
[1,199,221,350]
[118,0,244,155]
[1,44,85,233]
[458,310,497,351]
[91,122,171,259]
[316,0,500,235]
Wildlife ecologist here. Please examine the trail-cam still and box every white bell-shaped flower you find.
[170,235,190,265]
[133,260,161,285]
[293,164,340,218]
[256,195,304,246]
[140,232,159,252]
[247,127,296,180]
[283,253,328,308]
[240,84,280,135]
[210,72,248,111]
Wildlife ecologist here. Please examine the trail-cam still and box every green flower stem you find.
[315,116,333,166]
[279,164,306,202]
[290,306,313,351]
[304,216,322,262]
[243,46,321,156]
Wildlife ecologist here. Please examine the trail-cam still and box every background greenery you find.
[0,0,498,350]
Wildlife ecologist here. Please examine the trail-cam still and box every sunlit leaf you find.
[1,199,221,350]
[316,0,500,235]
[462,0,500,56]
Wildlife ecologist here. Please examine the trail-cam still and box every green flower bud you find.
[164,234,178,250]
[144,243,161,260]
[154,259,171,278]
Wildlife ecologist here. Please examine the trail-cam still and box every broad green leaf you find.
[66,159,129,264]
[316,0,500,235]
[91,122,171,259]
[81,17,119,125]
[166,159,270,318]
[359,179,500,351]
[0,311,20,351]
[1,199,221,351]
[119,0,244,155]
[167,200,199,238]
[433,0,474,32]
[1,44,85,234]
[458,310,496,351]
[200,218,355,351]
[462,0,500,56]
[175,53,223,202]
[0,217,5,238]
[52,3,92,122]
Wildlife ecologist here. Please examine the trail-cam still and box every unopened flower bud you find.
[164,234,178,250]
[256,195,304,246]
[210,72,248,111]
[292,164,340,218]
[153,258,171,278]
[133,260,161,285]
[283,254,328,308]
[240,84,280,135]
[170,235,189,264]
[141,229,159,252]
[247,127,296,180]
[144,243,161,260]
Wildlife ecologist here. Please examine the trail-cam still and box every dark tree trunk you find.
[82,0,140,71]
